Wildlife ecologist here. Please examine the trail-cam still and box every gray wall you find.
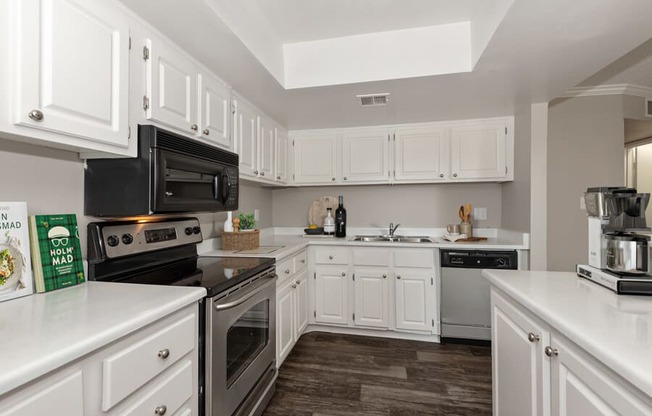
[547,95,625,271]
[501,105,532,232]
[0,138,273,257]
[272,183,503,228]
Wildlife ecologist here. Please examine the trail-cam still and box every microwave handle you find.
[212,175,219,201]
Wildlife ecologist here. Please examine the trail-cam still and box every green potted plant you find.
[238,213,257,231]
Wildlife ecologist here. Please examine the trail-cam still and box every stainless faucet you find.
[389,222,401,237]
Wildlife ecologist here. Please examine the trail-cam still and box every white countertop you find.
[0,282,206,396]
[484,269,652,398]
[200,227,529,260]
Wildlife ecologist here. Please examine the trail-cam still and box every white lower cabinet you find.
[314,267,350,326]
[276,250,309,367]
[492,289,652,416]
[394,269,435,332]
[353,268,390,329]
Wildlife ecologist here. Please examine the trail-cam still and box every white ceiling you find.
[121,0,652,130]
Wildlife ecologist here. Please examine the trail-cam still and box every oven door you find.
[151,148,238,213]
[207,273,277,416]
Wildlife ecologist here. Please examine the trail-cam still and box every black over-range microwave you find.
[84,125,239,217]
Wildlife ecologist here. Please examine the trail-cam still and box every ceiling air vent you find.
[357,93,390,107]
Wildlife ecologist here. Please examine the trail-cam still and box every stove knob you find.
[496,258,507,267]
[107,235,119,247]
[193,226,201,235]
[122,233,134,245]
[185,227,193,236]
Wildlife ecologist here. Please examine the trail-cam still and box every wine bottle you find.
[335,195,347,238]
[324,208,335,235]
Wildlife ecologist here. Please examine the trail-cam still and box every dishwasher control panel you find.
[440,250,518,269]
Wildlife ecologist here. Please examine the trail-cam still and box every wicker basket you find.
[221,230,260,250]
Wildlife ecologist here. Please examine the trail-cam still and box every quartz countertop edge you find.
[483,269,652,399]
[0,281,206,397]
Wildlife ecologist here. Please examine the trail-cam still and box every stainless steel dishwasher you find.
[440,249,518,343]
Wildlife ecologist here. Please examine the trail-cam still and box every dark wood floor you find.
[263,332,492,416]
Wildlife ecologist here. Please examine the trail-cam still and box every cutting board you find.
[455,237,488,242]
[308,196,338,227]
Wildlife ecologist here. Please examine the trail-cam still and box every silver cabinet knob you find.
[341,272,345,276]
[261,171,265,176]
[292,283,297,288]
[203,129,210,135]
[191,124,198,131]
[331,177,336,181]
[439,173,444,178]
[285,269,290,274]
[544,346,558,357]
[296,280,301,285]
[28,110,44,121]
[328,255,333,260]
[301,259,306,264]
[158,349,170,359]
[344,177,348,181]
[382,274,387,279]
[155,405,167,415]
[397,275,402,279]
[528,332,540,342]
[254,170,259,175]
[277,176,281,180]
[453,173,458,178]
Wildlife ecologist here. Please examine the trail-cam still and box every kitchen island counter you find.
[0,282,206,397]
[484,269,652,400]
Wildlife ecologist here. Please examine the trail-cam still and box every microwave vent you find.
[154,130,238,166]
[357,93,390,107]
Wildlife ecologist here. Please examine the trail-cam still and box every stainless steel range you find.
[87,217,277,416]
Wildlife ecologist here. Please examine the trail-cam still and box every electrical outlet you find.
[254,209,260,222]
[473,207,488,220]
[580,196,586,210]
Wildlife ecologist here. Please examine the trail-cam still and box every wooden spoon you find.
[458,206,465,222]
[463,204,472,222]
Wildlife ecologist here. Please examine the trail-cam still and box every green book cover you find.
[29,214,85,292]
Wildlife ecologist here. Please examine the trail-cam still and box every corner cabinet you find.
[11,0,130,149]
[492,289,652,416]
[276,249,309,367]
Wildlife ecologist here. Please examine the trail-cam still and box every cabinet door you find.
[342,131,389,183]
[450,121,507,180]
[276,129,289,183]
[276,282,295,366]
[315,267,349,325]
[353,268,390,329]
[394,128,448,181]
[492,290,550,416]
[14,0,129,147]
[294,269,309,336]
[234,98,258,177]
[294,136,338,184]
[551,335,652,416]
[258,116,275,179]
[146,38,198,135]
[198,73,231,149]
[394,269,434,332]
[0,368,84,416]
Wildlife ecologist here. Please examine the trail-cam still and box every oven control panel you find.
[91,218,202,259]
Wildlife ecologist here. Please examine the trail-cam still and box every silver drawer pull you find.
[328,255,333,260]
[527,332,540,342]
[397,275,401,279]
[203,129,210,135]
[383,274,387,279]
[285,269,290,274]
[155,405,167,415]
[158,349,170,359]
[292,283,297,288]
[191,124,198,131]
[544,346,558,357]
[28,109,44,121]
[300,259,305,263]
[341,272,345,277]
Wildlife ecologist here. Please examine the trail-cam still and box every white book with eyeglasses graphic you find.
[0,202,34,301]
[29,214,85,293]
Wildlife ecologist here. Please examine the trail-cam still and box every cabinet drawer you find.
[294,250,308,271]
[314,247,349,265]
[394,249,434,268]
[353,249,391,266]
[120,360,193,416]
[276,257,294,284]
[102,313,196,411]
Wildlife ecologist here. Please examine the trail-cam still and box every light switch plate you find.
[254,209,260,222]
[473,207,487,220]
[580,196,586,210]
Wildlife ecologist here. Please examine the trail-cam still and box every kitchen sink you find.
[352,235,435,243]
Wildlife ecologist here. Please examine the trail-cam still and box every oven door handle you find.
[214,274,277,311]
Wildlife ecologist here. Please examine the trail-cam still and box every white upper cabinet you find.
[342,130,390,183]
[197,73,231,149]
[258,115,275,180]
[294,135,339,184]
[275,128,289,183]
[233,96,258,178]
[450,119,511,180]
[393,127,448,181]
[145,37,198,136]
[13,0,129,148]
